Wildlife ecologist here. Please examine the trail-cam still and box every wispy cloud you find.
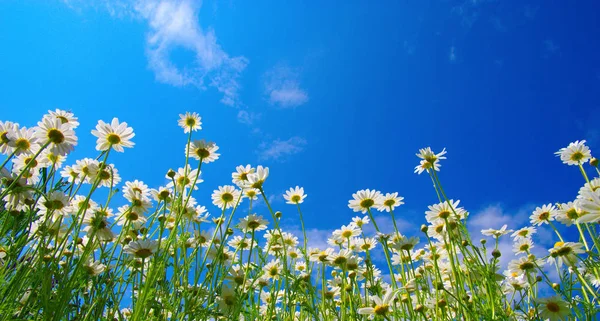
[65,0,248,106]
[237,110,261,126]
[257,136,307,161]
[449,46,457,62]
[135,0,248,106]
[263,64,309,108]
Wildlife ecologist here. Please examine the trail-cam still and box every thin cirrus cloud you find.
[257,136,307,161]
[136,0,248,106]
[263,64,309,108]
[64,0,248,106]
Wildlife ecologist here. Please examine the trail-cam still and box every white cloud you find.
[264,64,308,108]
[237,110,260,126]
[64,0,248,106]
[135,0,248,105]
[257,136,307,161]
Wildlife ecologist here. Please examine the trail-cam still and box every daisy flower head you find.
[0,121,18,155]
[414,147,447,175]
[243,188,260,200]
[481,224,513,239]
[91,118,135,152]
[555,140,591,165]
[555,201,582,226]
[123,239,158,259]
[548,241,585,267]
[36,190,70,217]
[512,238,534,255]
[211,185,241,209]
[92,163,121,188]
[529,203,557,226]
[247,165,269,189]
[577,188,600,223]
[45,109,79,129]
[7,126,39,156]
[511,226,537,240]
[283,186,307,204]
[425,199,467,224]
[34,117,77,155]
[358,289,398,317]
[123,180,150,202]
[178,112,202,133]
[238,214,268,232]
[188,139,220,163]
[232,164,255,187]
[377,192,404,212]
[263,259,283,280]
[535,296,570,321]
[167,165,202,191]
[348,189,382,213]
[352,215,370,228]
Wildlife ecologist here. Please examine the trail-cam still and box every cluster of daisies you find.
[0,110,599,321]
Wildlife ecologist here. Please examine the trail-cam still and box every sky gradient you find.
[1,0,599,254]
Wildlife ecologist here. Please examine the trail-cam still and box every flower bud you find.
[480,239,487,245]
[167,169,176,178]
[552,283,560,290]
[492,249,501,258]
[536,275,543,282]
[591,157,599,167]
[275,211,282,219]
[420,224,428,233]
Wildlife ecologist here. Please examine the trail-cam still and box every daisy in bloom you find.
[508,256,542,276]
[425,199,467,224]
[123,239,158,259]
[577,177,600,200]
[74,158,99,183]
[555,140,591,165]
[36,190,70,217]
[414,147,447,174]
[247,165,269,189]
[577,188,600,223]
[178,112,202,133]
[123,180,150,201]
[0,121,18,155]
[377,192,404,212]
[60,165,81,184]
[555,201,582,226]
[511,226,536,240]
[392,235,420,252]
[45,109,79,129]
[548,241,585,267]
[116,205,147,229]
[529,203,557,226]
[358,289,398,317]
[40,149,65,168]
[7,126,38,156]
[167,165,202,191]
[82,213,115,242]
[151,186,173,203]
[309,248,334,263]
[243,188,259,200]
[348,189,382,213]
[188,139,220,163]
[93,163,121,188]
[512,238,534,255]
[238,214,268,232]
[481,224,513,239]
[283,186,307,204]
[91,118,135,152]
[84,259,106,276]
[211,185,241,209]
[352,215,370,228]
[332,224,361,240]
[232,164,255,187]
[34,117,77,155]
[535,296,570,321]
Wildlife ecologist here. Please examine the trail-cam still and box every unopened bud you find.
[415,304,425,313]
[275,211,282,219]
[167,169,176,178]
[492,249,501,258]
[437,299,447,308]
[536,275,543,282]
[420,224,428,233]
[552,283,560,290]
[226,228,234,235]
[591,158,599,167]
[480,239,487,245]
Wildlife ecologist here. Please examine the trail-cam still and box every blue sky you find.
[1,0,599,252]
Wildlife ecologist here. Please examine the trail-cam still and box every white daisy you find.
[91,118,135,152]
[348,189,382,213]
[123,239,158,259]
[188,139,220,163]
[211,185,241,209]
[34,117,77,155]
[283,186,307,204]
[232,164,255,187]
[377,192,404,212]
[178,112,202,133]
[555,140,591,165]
[529,203,557,226]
